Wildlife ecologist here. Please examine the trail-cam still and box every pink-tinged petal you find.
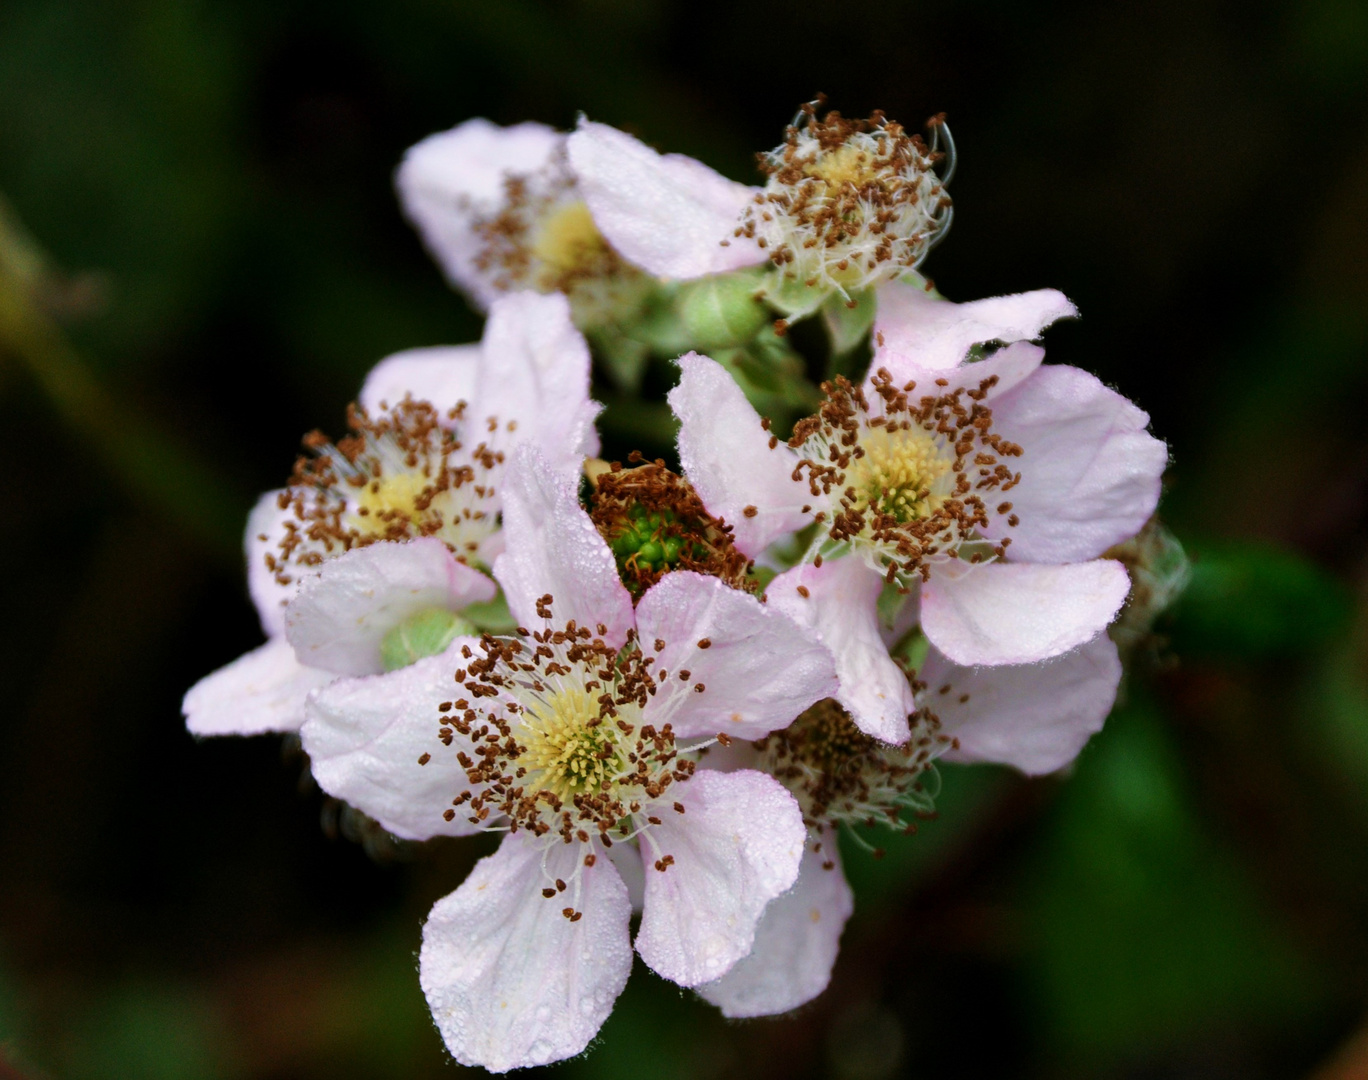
[922,559,1131,666]
[921,634,1121,775]
[299,639,483,840]
[768,561,914,743]
[983,364,1168,563]
[284,539,496,676]
[359,344,482,418]
[245,489,295,638]
[183,637,333,737]
[698,829,853,1018]
[493,446,634,646]
[567,119,763,279]
[396,119,563,308]
[868,339,1046,408]
[636,769,805,988]
[873,283,1077,373]
[472,291,601,469]
[669,352,810,556]
[635,572,837,740]
[421,833,632,1073]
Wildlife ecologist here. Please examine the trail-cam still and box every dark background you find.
[2,1,1368,1077]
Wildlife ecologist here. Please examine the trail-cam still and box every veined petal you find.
[397,119,563,308]
[567,119,763,279]
[768,561,914,743]
[300,639,483,840]
[284,539,496,676]
[984,364,1167,562]
[669,352,810,556]
[873,283,1077,373]
[359,344,482,419]
[473,291,600,470]
[420,833,632,1073]
[493,445,634,647]
[635,571,837,740]
[183,637,333,737]
[697,829,853,1018]
[246,489,295,638]
[921,634,1121,775]
[921,559,1131,666]
[636,769,805,988]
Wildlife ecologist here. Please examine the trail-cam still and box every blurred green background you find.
[2,0,1368,1077]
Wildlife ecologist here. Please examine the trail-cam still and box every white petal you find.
[697,829,853,1018]
[396,119,563,308]
[567,119,763,279]
[866,339,1045,408]
[768,561,914,743]
[983,364,1168,562]
[635,571,837,740]
[284,538,496,676]
[358,344,482,418]
[921,559,1131,666]
[421,834,632,1073]
[472,291,601,470]
[636,769,805,988]
[921,634,1121,775]
[669,352,810,556]
[299,639,484,840]
[245,489,296,638]
[873,283,1077,373]
[493,445,634,647]
[183,637,333,737]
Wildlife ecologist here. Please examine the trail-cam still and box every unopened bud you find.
[677,271,770,349]
[380,607,476,671]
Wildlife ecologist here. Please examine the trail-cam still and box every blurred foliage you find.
[2,0,1368,1078]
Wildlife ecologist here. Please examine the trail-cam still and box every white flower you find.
[297,445,839,1072]
[668,324,1166,740]
[696,630,1123,1019]
[182,291,598,738]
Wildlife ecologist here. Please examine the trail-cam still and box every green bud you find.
[678,271,770,349]
[380,607,476,672]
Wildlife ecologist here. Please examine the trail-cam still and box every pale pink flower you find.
[183,291,598,738]
[297,445,838,1072]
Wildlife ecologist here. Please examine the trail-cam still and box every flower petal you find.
[635,571,837,740]
[472,291,601,471]
[867,339,1045,408]
[873,283,1077,373]
[768,560,914,743]
[636,769,805,988]
[421,833,632,1073]
[245,489,295,638]
[920,633,1121,775]
[669,352,810,556]
[359,344,482,418]
[284,538,496,676]
[493,445,634,647]
[567,119,763,279]
[697,829,853,1018]
[183,637,333,737]
[921,559,1131,666]
[983,364,1167,562]
[299,639,483,840]
[396,119,563,308]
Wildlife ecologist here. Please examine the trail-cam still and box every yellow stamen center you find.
[846,426,951,524]
[518,686,628,802]
[532,201,611,276]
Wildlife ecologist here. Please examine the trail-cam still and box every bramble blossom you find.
[182,291,598,738]
[297,445,838,1071]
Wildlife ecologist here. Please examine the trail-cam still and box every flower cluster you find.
[185,99,1177,1072]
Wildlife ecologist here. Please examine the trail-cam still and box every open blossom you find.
[297,445,838,1072]
[397,118,649,325]
[182,291,598,738]
[668,310,1166,740]
[698,629,1122,1018]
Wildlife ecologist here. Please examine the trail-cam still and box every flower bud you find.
[677,271,770,349]
[380,607,475,671]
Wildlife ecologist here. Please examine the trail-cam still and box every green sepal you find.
[380,607,476,671]
[676,268,771,350]
[757,268,829,320]
[460,594,519,634]
[821,288,877,356]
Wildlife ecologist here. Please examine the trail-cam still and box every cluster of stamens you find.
[266,398,503,585]
[754,698,950,854]
[588,454,754,599]
[435,600,697,860]
[736,102,952,297]
[782,368,1023,585]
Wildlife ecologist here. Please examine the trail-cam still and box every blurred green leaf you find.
[63,984,236,1080]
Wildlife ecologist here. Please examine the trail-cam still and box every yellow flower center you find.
[532,201,612,276]
[846,425,952,525]
[353,471,432,534]
[517,685,629,802]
